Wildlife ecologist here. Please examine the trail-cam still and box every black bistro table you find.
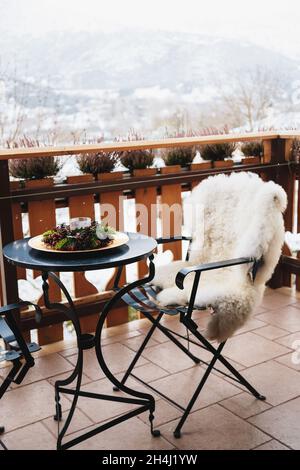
[3,232,160,450]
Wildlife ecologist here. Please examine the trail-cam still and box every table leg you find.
[95,255,160,438]
[42,258,159,450]
[42,272,84,450]
[0,426,7,450]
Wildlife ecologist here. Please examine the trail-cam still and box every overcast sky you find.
[1,0,300,58]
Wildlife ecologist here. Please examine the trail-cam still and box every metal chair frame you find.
[115,237,266,438]
[0,301,41,449]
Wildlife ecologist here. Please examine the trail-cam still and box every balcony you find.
[1,131,300,450]
[0,287,299,450]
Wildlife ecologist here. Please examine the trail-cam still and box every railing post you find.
[0,160,19,308]
[160,165,183,261]
[266,138,295,288]
[67,174,99,332]
[134,168,158,278]
[297,167,300,291]
[99,172,129,327]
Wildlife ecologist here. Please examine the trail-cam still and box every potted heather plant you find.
[73,137,123,186]
[161,146,196,170]
[292,139,300,163]
[241,141,263,165]
[167,126,231,171]
[9,156,61,183]
[119,148,154,175]
[200,142,236,168]
[116,130,156,177]
[9,155,61,195]
[76,151,118,178]
[161,130,196,175]
[8,138,61,191]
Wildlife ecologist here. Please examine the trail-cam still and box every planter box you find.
[241,156,261,165]
[133,168,157,177]
[10,180,21,190]
[24,177,54,189]
[213,160,234,169]
[190,161,212,171]
[160,165,181,174]
[67,174,94,184]
[97,171,124,183]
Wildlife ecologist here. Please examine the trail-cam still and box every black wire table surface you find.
[3,232,160,450]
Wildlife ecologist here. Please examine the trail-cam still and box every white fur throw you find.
[153,172,287,342]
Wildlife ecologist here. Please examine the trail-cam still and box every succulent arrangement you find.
[241,141,263,158]
[76,152,118,176]
[42,221,116,251]
[200,142,236,161]
[9,156,61,180]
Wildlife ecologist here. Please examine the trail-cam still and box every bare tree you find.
[218,67,284,130]
[0,63,32,145]
[0,62,61,146]
[158,107,193,134]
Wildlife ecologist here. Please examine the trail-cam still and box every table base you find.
[41,256,160,450]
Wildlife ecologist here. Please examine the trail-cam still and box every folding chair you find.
[0,301,42,449]
[115,172,287,437]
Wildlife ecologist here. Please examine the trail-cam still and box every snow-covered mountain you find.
[1,30,299,142]
[1,30,298,91]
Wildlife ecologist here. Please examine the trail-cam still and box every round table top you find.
[3,232,157,272]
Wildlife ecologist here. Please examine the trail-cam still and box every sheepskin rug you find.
[153,172,287,342]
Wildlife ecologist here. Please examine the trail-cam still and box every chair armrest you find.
[156,236,192,245]
[0,301,42,324]
[176,257,255,290]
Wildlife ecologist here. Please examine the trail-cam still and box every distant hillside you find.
[1,30,299,143]
[0,30,298,91]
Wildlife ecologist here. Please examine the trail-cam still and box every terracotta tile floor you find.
[1,287,300,450]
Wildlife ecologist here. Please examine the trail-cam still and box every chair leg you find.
[123,290,200,364]
[0,426,7,450]
[213,353,266,400]
[114,313,164,390]
[190,327,266,401]
[0,360,22,400]
[173,342,226,438]
[115,311,201,391]
[142,311,201,364]
[0,360,23,451]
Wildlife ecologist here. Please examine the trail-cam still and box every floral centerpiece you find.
[42,220,116,251]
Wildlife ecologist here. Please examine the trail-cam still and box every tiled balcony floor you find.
[1,287,300,450]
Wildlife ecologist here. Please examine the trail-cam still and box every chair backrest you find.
[188,172,287,286]
[0,301,41,381]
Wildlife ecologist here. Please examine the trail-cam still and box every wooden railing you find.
[0,131,299,345]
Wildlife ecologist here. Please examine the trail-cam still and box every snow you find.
[285,231,300,253]
[57,156,81,178]
[133,86,175,101]
[248,111,300,131]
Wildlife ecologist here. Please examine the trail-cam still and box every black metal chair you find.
[113,171,288,438]
[114,236,266,438]
[0,301,41,449]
